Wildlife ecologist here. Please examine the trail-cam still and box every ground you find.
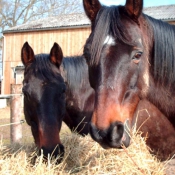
[0,106,175,174]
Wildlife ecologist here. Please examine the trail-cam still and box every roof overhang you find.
[3,24,91,34]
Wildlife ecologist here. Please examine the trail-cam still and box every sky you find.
[100,0,175,7]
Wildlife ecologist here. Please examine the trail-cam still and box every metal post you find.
[10,84,23,144]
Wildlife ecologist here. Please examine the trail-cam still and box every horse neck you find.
[60,56,91,99]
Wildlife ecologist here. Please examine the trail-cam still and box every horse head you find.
[21,42,66,163]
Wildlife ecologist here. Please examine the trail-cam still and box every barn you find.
[1,5,175,95]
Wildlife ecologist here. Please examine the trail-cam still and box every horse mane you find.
[86,5,130,66]
[145,15,175,86]
[62,56,89,93]
[25,54,62,82]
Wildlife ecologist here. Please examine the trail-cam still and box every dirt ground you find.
[0,106,175,174]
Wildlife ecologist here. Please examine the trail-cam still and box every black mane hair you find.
[62,56,89,93]
[145,15,175,86]
[24,54,62,82]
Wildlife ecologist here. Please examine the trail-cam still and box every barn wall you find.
[2,20,175,95]
[2,27,91,94]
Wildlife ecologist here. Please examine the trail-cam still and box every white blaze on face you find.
[104,35,115,45]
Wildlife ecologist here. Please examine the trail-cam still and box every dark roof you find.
[3,5,175,33]
[143,5,175,20]
[3,13,90,33]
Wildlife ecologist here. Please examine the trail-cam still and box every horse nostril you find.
[90,122,124,142]
[89,121,131,149]
[89,122,103,142]
[108,122,124,142]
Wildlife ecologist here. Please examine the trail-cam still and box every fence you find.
[0,84,33,145]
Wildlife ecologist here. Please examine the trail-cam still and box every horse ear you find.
[125,0,143,20]
[21,42,35,66]
[50,43,63,68]
[83,0,101,22]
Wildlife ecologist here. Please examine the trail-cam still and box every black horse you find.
[21,42,95,163]
[22,42,66,163]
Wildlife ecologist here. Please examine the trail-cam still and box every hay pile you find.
[0,130,167,175]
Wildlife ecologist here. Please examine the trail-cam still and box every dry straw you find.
[0,127,167,175]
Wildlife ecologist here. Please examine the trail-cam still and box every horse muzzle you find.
[39,144,65,164]
[89,120,131,149]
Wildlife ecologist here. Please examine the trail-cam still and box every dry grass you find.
[0,106,172,174]
[0,129,166,175]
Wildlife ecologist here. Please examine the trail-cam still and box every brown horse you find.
[133,100,175,160]
[60,56,95,135]
[83,0,175,159]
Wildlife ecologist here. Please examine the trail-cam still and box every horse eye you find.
[135,52,142,59]
[23,89,30,99]
[41,82,47,86]
[83,45,91,65]
[23,80,28,86]
[22,87,26,94]
[133,52,142,64]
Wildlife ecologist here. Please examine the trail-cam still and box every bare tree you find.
[0,0,83,59]
[0,0,83,32]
